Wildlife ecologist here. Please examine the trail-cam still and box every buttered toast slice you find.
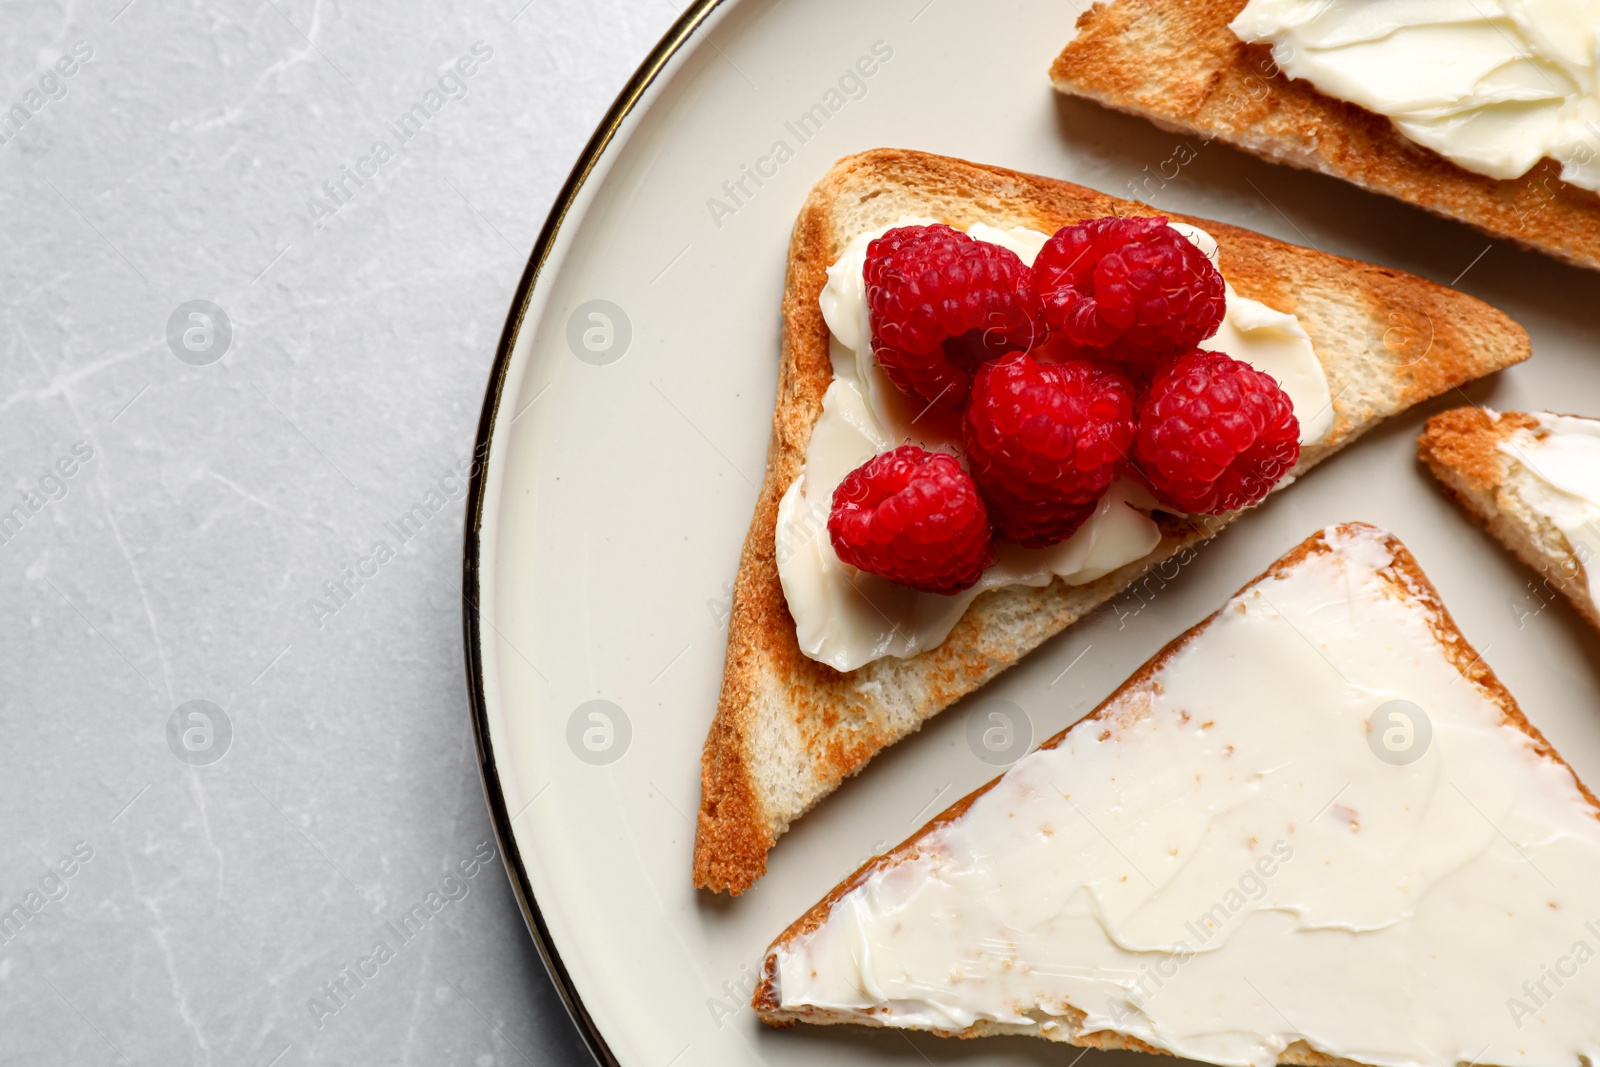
[756,523,1600,1066]
[1050,0,1600,272]
[1420,407,1600,631]
[693,148,1529,896]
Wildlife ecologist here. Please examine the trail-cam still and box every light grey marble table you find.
[0,1,676,1062]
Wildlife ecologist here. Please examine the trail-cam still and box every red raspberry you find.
[828,445,993,594]
[1133,349,1301,515]
[963,352,1136,547]
[1033,216,1225,363]
[866,224,1045,410]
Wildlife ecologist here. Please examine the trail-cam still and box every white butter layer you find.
[1500,411,1600,606]
[1169,222,1335,445]
[1231,0,1600,193]
[779,216,1332,672]
[772,524,1600,1067]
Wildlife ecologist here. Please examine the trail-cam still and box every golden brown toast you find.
[1050,0,1600,272]
[692,148,1529,896]
[1419,407,1600,631]
[753,523,1600,1063]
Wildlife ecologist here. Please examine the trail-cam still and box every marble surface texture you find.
[0,0,677,1062]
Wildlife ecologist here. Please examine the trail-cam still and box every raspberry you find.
[866,224,1045,409]
[1133,349,1301,515]
[1033,216,1225,363]
[963,352,1136,547]
[828,445,993,594]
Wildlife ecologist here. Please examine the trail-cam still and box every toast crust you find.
[1050,0,1600,272]
[753,523,1600,1064]
[1417,408,1542,496]
[693,148,1531,896]
[1419,408,1600,631]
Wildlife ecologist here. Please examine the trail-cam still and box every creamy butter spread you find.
[1231,0,1600,193]
[778,216,1333,672]
[771,524,1600,1066]
[1499,411,1600,605]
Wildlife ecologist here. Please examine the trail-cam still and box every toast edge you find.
[692,163,838,896]
[1049,0,1600,272]
[1418,408,1600,632]
[750,522,1600,1048]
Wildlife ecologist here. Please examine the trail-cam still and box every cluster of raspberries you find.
[828,216,1301,595]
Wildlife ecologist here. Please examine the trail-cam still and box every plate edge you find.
[460,3,733,1064]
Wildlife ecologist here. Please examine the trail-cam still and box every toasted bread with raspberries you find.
[1419,408,1600,631]
[693,148,1530,896]
[1050,0,1600,271]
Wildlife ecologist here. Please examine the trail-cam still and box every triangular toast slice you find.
[693,148,1529,895]
[1050,1,1600,272]
[755,523,1600,1063]
[1420,407,1600,631]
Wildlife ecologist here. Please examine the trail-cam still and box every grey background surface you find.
[0,1,676,1062]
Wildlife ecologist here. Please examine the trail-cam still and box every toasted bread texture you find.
[1419,407,1600,631]
[754,522,1600,1062]
[1050,1,1600,272]
[692,148,1530,896]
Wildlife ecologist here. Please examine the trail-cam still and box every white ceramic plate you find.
[463,2,1600,1064]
